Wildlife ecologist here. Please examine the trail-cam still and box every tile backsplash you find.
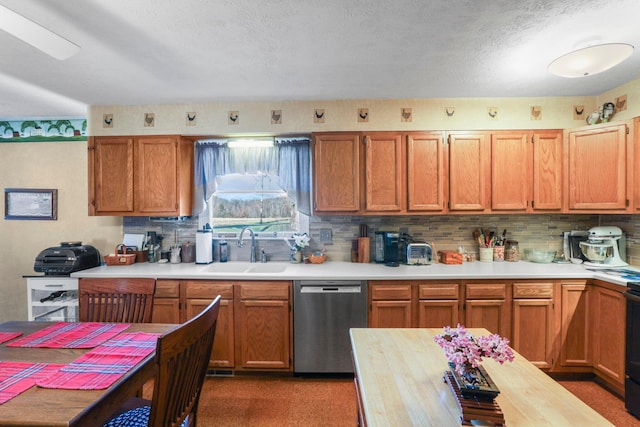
[124,214,640,266]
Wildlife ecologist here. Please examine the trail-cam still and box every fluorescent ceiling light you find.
[228,138,274,148]
[548,43,634,78]
[0,5,80,60]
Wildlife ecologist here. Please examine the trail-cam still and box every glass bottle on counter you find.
[505,240,519,262]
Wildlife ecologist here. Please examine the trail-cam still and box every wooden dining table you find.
[350,328,615,426]
[0,320,175,427]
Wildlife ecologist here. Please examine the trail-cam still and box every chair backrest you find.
[148,295,221,427]
[78,278,156,323]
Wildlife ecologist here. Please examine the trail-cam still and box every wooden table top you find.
[0,321,176,427]
[350,328,615,427]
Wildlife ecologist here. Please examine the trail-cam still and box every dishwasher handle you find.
[299,284,362,293]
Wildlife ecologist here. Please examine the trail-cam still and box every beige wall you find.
[0,142,122,321]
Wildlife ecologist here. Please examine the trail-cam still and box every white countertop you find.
[71,260,640,286]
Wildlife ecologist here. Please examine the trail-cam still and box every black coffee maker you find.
[375,231,400,265]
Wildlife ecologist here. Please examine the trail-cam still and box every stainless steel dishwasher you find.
[293,280,367,374]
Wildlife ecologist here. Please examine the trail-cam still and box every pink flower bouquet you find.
[433,324,515,376]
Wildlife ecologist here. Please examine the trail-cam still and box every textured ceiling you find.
[0,0,639,119]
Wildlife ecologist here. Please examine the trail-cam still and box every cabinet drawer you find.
[419,283,458,300]
[155,280,180,298]
[185,281,234,299]
[466,283,506,299]
[513,282,553,299]
[370,284,412,300]
[238,282,290,300]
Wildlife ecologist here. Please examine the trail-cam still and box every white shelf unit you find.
[27,277,79,322]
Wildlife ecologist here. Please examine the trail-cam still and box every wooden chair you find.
[79,278,156,323]
[103,295,221,427]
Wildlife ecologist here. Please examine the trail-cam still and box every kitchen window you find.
[194,137,311,239]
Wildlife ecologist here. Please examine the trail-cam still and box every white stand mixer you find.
[579,226,628,268]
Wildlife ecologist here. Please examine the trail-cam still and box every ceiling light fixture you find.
[548,43,633,78]
[0,5,80,60]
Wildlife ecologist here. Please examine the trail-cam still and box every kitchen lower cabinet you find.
[235,281,292,370]
[590,281,626,394]
[464,283,511,339]
[560,281,591,368]
[153,279,291,371]
[417,282,459,328]
[152,280,181,324]
[511,282,555,369]
[369,282,412,328]
[184,281,234,369]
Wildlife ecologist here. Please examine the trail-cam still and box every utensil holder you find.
[479,247,493,263]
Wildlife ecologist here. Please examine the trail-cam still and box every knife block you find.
[357,237,370,263]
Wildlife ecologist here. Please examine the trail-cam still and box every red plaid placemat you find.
[36,332,160,390]
[0,332,22,345]
[0,362,64,405]
[7,322,129,349]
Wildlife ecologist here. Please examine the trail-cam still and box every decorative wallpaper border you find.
[0,118,87,142]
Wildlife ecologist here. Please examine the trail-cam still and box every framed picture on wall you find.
[4,188,58,220]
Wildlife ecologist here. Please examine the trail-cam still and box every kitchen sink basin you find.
[245,264,288,274]
[207,263,251,273]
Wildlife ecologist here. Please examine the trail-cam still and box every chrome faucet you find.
[238,227,257,262]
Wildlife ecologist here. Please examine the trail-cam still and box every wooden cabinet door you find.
[567,123,628,211]
[634,117,640,211]
[363,133,403,212]
[418,300,458,328]
[407,132,445,211]
[491,132,529,211]
[532,131,562,211]
[187,298,234,368]
[591,285,626,388]
[235,282,291,370]
[370,300,412,328]
[90,136,134,214]
[512,299,554,369]
[448,132,490,211]
[560,282,590,367]
[135,136,180,215]
[152,280,182,324]
[313,133,360,213]
[465,282,510,338]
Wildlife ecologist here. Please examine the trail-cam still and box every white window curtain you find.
[193,137,311,216]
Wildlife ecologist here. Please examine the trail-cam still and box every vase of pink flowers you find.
[434,324,515,400]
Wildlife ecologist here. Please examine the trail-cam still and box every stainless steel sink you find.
[245,263,288,274]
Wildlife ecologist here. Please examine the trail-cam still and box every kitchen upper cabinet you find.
[447,132,491,212]
[407,132,446,212]
[312,133,361,214]
[531,131,563,211]
[591,282,626,393]
[369,282,413,328]
[88,135,194,216]
[235,281,292,370]
[491,132,529,211]
[560,281,590,368]
[634,117,640,211]
[511,282,555,369]
[363,133,403,212]
[566,122,629,211]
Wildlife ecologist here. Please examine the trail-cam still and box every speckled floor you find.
[152,377,640,426]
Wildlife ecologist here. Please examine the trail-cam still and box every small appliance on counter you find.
[405,243,433,265]
[34,242,101,275]
[196,225,213,264]
[563,230,589,262]
[374,231,400,266]
[579,226,628,268]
